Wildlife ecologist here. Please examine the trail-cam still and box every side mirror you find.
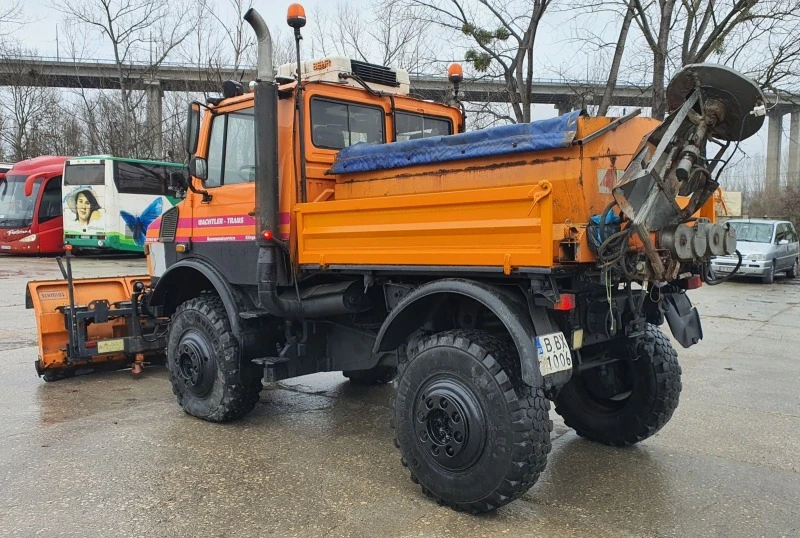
[24,174,43,197]
[185,102,201,156]
[778,238,789,245]
[188,156,208,182]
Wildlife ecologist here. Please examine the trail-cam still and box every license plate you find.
[716,266,733,273]
[1,245,10,250]
[535,332,573,376]
[97,339,125,354]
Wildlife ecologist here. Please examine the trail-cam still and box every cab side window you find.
[38,177,62,223]
[396,112,452,141]
[205,109,255,187]
[310,98,384,150]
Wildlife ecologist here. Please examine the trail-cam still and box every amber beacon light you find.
[447,63,464,84]
[287,3,306,29]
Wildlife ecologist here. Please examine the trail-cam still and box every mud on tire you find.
[554,324,681,446]
[167,294,262,423]
[392,329,552,513]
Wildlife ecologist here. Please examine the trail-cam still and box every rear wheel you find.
[392,330,552,513]
[167,294,262,422]
[554,324,681,446]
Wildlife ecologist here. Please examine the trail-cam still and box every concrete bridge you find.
[1,56,798,188]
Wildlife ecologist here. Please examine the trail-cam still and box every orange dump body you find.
[27,276,152,373]
[296,115,713,273]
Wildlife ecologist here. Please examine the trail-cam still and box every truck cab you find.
[146,56,461,282]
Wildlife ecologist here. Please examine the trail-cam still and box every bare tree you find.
[0,49,60,161]
[598,0,636,116]
[308,0,435,73]
[628,0,800,118]
[402,0,552,124]
[54,0,196,155]
[0,0,22,30]
[207,0,255,74]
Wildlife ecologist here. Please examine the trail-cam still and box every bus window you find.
[205,110,255,187]
[114,161,168,195]
[396,112,452,141]
[311,98,384,149]
[64,162,105,185]
[0,175,40,228]
[38,178,62,223]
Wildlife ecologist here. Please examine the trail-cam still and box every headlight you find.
[19,234,37,243]
[748,254,766,261]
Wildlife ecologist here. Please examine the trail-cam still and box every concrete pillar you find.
[766,111,783,198]
[788,110,800,187]
[145,79,163,158]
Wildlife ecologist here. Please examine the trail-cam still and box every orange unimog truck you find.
[27,5,765,513]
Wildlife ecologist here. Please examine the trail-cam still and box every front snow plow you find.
[26,254,168,381]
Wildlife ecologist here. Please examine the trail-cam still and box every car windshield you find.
[728,222,774,243]
[0,174,40,228]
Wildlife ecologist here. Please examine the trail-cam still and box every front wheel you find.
[554,324,681,446]
[392,330,552,513]
[167,294,262,423]
[787,258,798,279]
[762,261,776,284]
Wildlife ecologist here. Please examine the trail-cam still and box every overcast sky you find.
[5,0,796,181]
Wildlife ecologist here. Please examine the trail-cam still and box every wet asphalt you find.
[0,255,798,537]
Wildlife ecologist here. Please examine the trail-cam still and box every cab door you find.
[35,176,64,253]
[190,105,258,285]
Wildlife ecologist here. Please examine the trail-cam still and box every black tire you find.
[554,324,681,446]
[787,258,798,279]
[392,330,552,513]
[342,364,397,385]
[762,261,776,284]
[167,294,262,423]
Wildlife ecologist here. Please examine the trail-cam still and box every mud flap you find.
[663,292,703,348]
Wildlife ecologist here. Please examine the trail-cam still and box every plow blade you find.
[26,275,167,380]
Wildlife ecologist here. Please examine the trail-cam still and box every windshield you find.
[0,174,40,228]
[728,222,774,243]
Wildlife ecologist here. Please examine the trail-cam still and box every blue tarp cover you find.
[329,110,582,175]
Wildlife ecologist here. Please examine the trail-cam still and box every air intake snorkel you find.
[245,7,370,319]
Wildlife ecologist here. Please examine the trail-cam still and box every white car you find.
[712,219,799,283]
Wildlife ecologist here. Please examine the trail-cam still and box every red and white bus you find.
[0,156,69,255]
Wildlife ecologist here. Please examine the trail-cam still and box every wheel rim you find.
[413,378,486,471]
[581,361,634,411]
[177,330,216,396]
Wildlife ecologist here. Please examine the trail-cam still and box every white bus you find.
[62,156,186,253]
